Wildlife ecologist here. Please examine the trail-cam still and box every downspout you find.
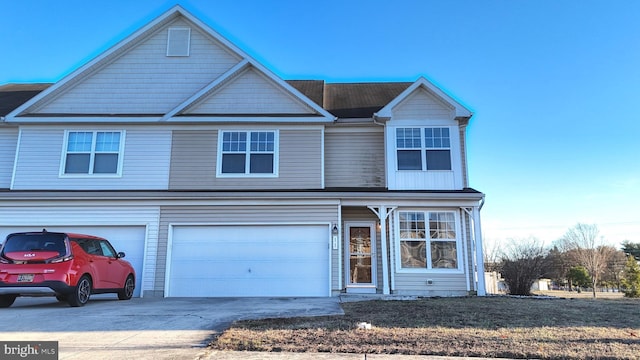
[337,202,343,292]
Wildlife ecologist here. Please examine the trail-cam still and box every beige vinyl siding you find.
[33,18,241,114]
[169,128,323,190]
[12,126,171,190]
[187,68,312,115]
[325,128,385,188]
[155,204,339,295]
[392,88,454,120]
[393,273,468,295]
[169,130,216,189]
[0,128,18,188]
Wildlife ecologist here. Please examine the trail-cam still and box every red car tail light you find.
[48,254,74,264]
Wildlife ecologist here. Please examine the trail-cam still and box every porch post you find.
[473,206,486,296]
[368,205,396,295]
[379,207,390,295]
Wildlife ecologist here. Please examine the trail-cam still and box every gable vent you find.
[167,27,191,56]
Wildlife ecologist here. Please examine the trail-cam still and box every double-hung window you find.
[63,131,123,175]
[396,127,451,171]
[398,211,459,270]
[219,130,277,176]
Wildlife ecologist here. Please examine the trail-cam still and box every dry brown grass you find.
[210,295,640,359]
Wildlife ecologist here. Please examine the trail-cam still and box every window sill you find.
[216,174,279,178]
[59,174,122,178]
[396,268,464,275]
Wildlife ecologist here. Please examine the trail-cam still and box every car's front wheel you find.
[0,295,17,308]
[68,275,92,307]
[118,275,135,300]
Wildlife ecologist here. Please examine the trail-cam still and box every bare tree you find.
[499,237,548,296]
[483,238,503,272]
[601,249,628,291]
[559,223,613,298]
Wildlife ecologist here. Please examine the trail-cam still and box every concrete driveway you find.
[0,295,344,359]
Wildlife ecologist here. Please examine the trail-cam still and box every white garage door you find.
[0,226,145,297]
[168,225,330,297]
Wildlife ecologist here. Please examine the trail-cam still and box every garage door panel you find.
[170,279,324,297]
[168,225,329,297]
[0,226,144,297]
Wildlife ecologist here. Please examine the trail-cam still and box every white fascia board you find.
[374,76,473,120]
[6,117,164,124]
[164,116,335,123]
[6,7,188,120]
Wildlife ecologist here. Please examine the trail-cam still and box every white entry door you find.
[345,222,376,293]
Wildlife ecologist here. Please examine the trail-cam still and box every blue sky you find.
[2,0,639,248]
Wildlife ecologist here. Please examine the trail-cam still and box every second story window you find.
[63,131,123,175]
[396,127,451,171]
[219,130,277,176]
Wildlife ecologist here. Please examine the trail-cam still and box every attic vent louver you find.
[167,27,191,56]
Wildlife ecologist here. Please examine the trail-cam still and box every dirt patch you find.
[210,296,640,359]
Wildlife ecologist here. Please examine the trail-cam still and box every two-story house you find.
[0,5,486,298]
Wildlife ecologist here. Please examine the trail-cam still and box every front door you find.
[345,222,376,292]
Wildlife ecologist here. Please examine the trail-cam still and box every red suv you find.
[0,230,135,307]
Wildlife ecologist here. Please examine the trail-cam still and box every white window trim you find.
[59,130,126,178]
[216,130,279,178]
[395,126,452,172]
[394,209,463,274]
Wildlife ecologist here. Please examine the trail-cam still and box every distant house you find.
[0,5,486,298]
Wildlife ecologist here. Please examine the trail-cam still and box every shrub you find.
[499,238,548,296]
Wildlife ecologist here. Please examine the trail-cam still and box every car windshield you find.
[2,233,67,256]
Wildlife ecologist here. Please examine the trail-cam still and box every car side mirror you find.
[117,252,126,259]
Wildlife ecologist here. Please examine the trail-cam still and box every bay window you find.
[398,211,459,270]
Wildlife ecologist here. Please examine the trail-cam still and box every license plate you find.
[17,274,34,282]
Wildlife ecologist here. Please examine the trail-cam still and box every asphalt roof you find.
[0,83,52,117]
[1,81,412,118]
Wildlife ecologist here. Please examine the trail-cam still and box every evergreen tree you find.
[622,241,640,261]
[621,255,640,298]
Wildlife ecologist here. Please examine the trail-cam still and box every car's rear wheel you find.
[118,275,135,300]
[0,295,17,308]
[68,275,91,307]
